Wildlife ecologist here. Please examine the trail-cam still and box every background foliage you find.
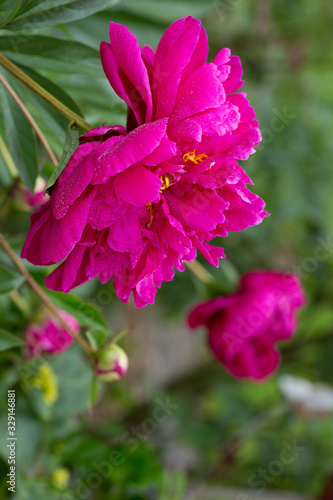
[0,0,332,498]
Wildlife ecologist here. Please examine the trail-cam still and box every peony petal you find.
[153,16,208,119]
[114,165,162,207]
[219,179,268,232]
[51,136,122,220]
[165,186,227,232]
[21,202,53,265]
[172,63,224,122]
[214,49,244,94]
[91,118,170,184]
[141,45,155,72]
[135,273,156,306]
[79,125,126,143]
[88,184,127,230]
[193,240,225,267]
[45,245,91,293]
[188,296,232,328]
[107,208,142,252]
[39,188,96,264]
[101,23,153,124]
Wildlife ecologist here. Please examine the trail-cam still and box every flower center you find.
[145,202,154,227]
[183,150,208,164]
[145,175,171,227]
[159,174,170,192]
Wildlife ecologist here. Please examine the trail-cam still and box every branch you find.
[0,233,92,353]
[0,54,92,131]
[0,73,58,167]
[185,260,216,285]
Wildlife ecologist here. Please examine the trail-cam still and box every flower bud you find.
[14,177,49,211]
[25,309,79,358]
[188,271,306,380]
[94,344,128,382]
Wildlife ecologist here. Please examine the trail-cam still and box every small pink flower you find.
[21,17,268,307]
[25,310,79,357]
[188,271,306,380]
[18,177,49,210]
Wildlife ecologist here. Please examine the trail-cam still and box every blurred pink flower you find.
[21,16,267,307]
[22,188,47,209]
[25,310,79,357]
[188,271,306,380]
[16,177,49,210]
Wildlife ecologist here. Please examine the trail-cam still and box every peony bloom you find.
[25,310,79,357]
[21,16,268,307]
[188,271,306,380]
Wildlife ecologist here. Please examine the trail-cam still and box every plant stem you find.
[185,260,216,285]
[0,73,58,167]
[0,54,92,131]
[0,233,92,353]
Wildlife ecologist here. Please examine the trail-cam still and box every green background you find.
[0,0,332,498]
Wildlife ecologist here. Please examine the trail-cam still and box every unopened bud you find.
[94,344,128,382]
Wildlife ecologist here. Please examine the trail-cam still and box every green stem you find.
[185,260,216,285]
[112,329,127,345]
[0,54,92,131]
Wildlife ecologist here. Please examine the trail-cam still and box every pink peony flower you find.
[25,310,79,357]
[21,17,268,307]
[188,271,306,380]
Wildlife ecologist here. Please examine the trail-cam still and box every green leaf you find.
[0,143,13,188]
[0,0,21,28]
[16,63,83,116]
[117,0,216,24]
[49,344,93,419]
[16,399,42,469]
[8,0,121,29]
[0,0,15,27]
[0,35,101,76]
[86,329,107,351]
[0,81,37,193]
[0,328,25,351]
[44,123,80,194]
[46,290,110,334]
[0,367,20,398]
[15,0,52,17]
[0,264,25,294]
[7,64,82,154]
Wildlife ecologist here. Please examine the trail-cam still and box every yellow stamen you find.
[183,149,208,164]
[145,175,171,226]
[145,202,154,227]
[159,174,170,192]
